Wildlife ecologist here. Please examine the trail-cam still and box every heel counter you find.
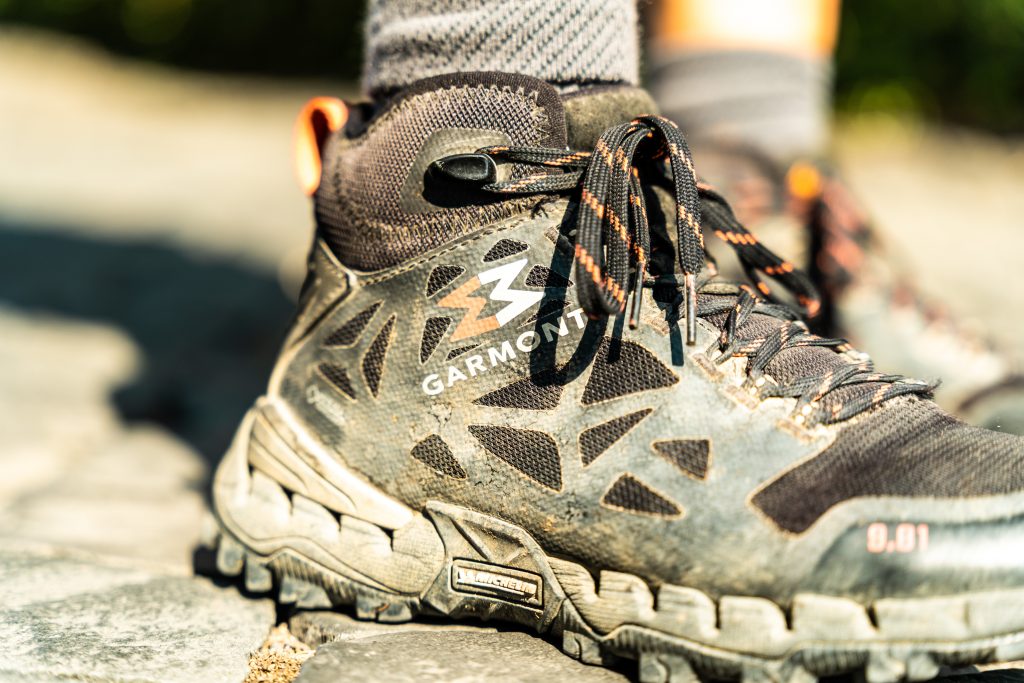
[270,238,354,394]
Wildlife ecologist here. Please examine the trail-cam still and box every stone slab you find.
[291,611,629,682]
[0,308,208,569]
[296,629,629,683]
[0,543,275,683]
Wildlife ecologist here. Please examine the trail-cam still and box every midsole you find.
[212,398,1024,659]
[242,397,412,530]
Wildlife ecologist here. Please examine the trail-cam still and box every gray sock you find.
[363,0,640,97]
[649,50,832,162]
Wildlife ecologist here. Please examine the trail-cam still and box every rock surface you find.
[0,543,274,683]
[0,307,208,568]
[292,614,629,683]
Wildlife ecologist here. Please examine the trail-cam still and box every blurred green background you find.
[2,0,1023,133]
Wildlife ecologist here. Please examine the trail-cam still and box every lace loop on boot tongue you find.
[432,115,819,342]
[429,114,934,424]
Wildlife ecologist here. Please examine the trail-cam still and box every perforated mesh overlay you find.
[324,302,381,347]
[318,363,356,400]
[447,345,480,360]
[474,370,565,411]
[483,239,529,262]
[411,435,466,479]
[362,315,396,397]
[468,425,562,490]
[525,265,573,289]
[315,73,565,271]
[601,474,681,517]
[420,316,451,363]
[582,338,679,405]
[653,439,711,480]
[579,409,652,466]
[425,265,465,297]
[752,399,1024,534]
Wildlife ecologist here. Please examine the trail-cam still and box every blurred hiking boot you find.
[691,144,1024,435]
[208,73,1024,682]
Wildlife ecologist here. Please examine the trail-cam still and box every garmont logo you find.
[421,306,587,396]
[423,258,584,397]
[438,258,544,342]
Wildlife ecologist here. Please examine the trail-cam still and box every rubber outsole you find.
[209,403,1024,683]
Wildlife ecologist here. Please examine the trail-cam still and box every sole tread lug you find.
[995,638,1024,662]
[377,601,414,623]
[864,652,907,683]
[905,653,940,682]
[354,593,417,622]
[294,583,333,610]
[562,630,602,664]
[639,652,699,683]
[278,575,303,604]
[215,535,245,576]
[243,553,273,593]
[783,664,817,683]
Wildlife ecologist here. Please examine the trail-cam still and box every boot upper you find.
[277,72,1024,606]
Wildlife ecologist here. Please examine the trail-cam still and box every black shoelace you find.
[431,115,931,424]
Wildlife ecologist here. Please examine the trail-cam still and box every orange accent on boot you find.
[786,161,823,201]
[294,97,348,196]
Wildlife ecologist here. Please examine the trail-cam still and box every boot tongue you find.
[561,86,906,421]
[562,87,658,150]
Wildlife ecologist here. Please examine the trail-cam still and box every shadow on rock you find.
[0,221,295,471]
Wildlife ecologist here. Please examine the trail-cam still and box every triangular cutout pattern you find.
[579,409,652,466]
[468,425,562,490]
[474,371,565,411]
[420,316,451,363]
[411,435,466,479]
[601,474,680,517]
[653,439,711,480]
[582,338,678,405]
[483,239,528,262]
[324,302,381,347]
[425,265,465,297]
[362,315,396,397]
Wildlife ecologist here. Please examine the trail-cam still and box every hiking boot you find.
[691,145,1024,435]
[209,73,1024,681]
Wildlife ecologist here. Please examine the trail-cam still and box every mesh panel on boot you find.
[582,338,679,405]
[420,316,451,363]
[483,239,529,262]
[425,266,465,297]
[700,292,892,417]
[411,435,466,479]
[362,315,396,397]
[474,370,565,411]
[525,265,573,289]
[653,439,711,480]
[318,363,356,400]
[447,344,480,360]
[468,424,562,490]
[579,410,652,466]
[324,302,381,347]
[752,398,1024,533]
[316,73,566,271]
[601,474,681,517]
